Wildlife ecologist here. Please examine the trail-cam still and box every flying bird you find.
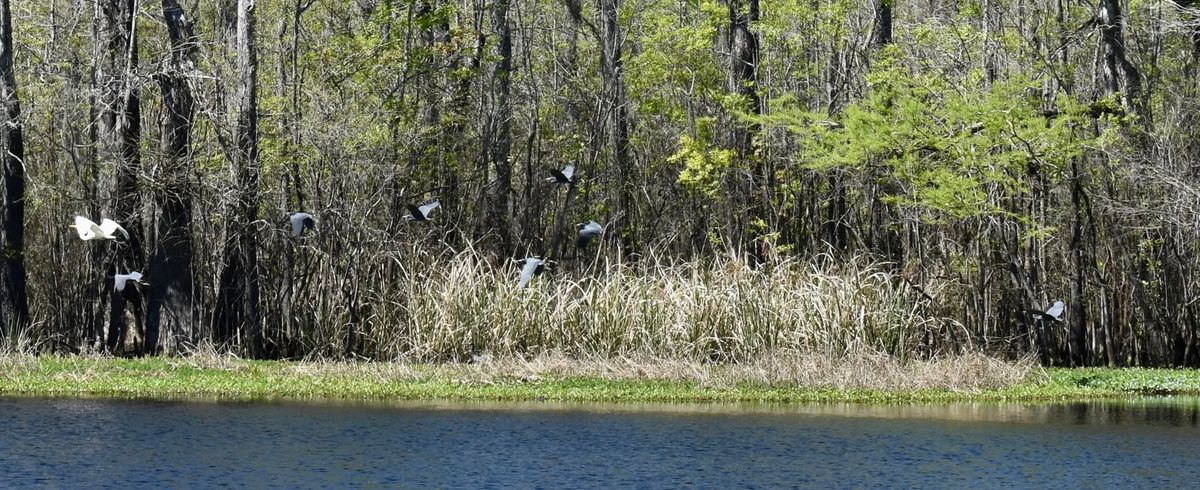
[287,212,316,237]
[518,257,546,288]
[576,220,604,248]
[1029,300,1065,322]
[113,271,144,293]
[69,216,129,241]
[546,165,576,185]
[404,201,441,222]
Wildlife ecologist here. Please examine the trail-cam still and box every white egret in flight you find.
[69,216,129,241]
[114,271,145,292]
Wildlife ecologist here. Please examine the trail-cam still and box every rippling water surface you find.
[2,397,1198,488]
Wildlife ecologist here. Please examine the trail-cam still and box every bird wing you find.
[115,271,144,292]
[584,221,603,234]
[99,219,129,239]
[1046,301,1065,320]
[72,216,95,239]
[289,213,310,236]
[518,258,541,288]
[419,201,440,217]
[562,165,575,180]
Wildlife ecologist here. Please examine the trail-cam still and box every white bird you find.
[404,201,440,222]
[287,212,316,237]
[518,257,546,288]
[114,271,144,292]
[546,165,576,185]
[69,216,129,241]
[576,220,604,248]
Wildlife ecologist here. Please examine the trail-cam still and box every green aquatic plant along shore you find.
[3,354,1200,404]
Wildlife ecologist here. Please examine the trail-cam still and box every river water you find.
[1,397,1198,488]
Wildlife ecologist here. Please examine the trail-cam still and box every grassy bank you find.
[3,354,1200,403]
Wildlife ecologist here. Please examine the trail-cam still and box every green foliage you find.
[627,0,724,121]
[670,124,735,197]
[762,51,1094,225]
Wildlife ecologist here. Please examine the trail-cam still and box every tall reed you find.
[273,249,960,362]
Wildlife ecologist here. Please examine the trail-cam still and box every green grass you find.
[3,355,1200,404]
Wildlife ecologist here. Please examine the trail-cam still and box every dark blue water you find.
[1,397,1199,488]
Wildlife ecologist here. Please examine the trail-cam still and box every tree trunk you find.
[866,0,902,263]
[104,0,143,353]
[599,0,636,253]
[872,0,892,48]
[1098,0,1144,119]
[145,0,199,355]
[215,0,261,350]
[727,0,766,257]
[486,0,514,254]
[0,0,28,332]
[1068,158,1088,366]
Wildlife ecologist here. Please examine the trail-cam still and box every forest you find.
[0,0,1197,366]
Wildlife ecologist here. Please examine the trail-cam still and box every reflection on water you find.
[1,396,1199,488]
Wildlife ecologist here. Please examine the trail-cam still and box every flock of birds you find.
[68,163,1069,322]
[70,164,602,294]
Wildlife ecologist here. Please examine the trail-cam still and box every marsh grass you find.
[402,351,1037,391]
[0,350,1041,402]
[298,250,961,363]
[11,351,1200,403]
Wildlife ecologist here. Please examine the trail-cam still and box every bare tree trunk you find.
[1098,0,1143,119]
[866,0,902,263]
[727,0,766,257]
[104,0,143,353]
[432,0,480,233]
[1068,158,1089,366]
[486,0,514,254]
[145,0,199,355]
[215,0,261,350]
[872,0,892,48]
[599,0,636,253]
[0,0,28,332]
[287,0,312,209]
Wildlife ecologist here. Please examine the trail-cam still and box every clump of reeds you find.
[346,250,958,363]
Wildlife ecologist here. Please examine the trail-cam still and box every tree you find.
[599,0,636,252]
[726,0,766,256]
[0,0,27,332]
[99,0,144,353]
[485,0,515,254]
[871,0,892,48]
[215,0,261,348]
[145,0,199,355]
[1097,0,1143,119]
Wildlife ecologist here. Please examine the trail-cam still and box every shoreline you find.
[2,355,1199,404]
